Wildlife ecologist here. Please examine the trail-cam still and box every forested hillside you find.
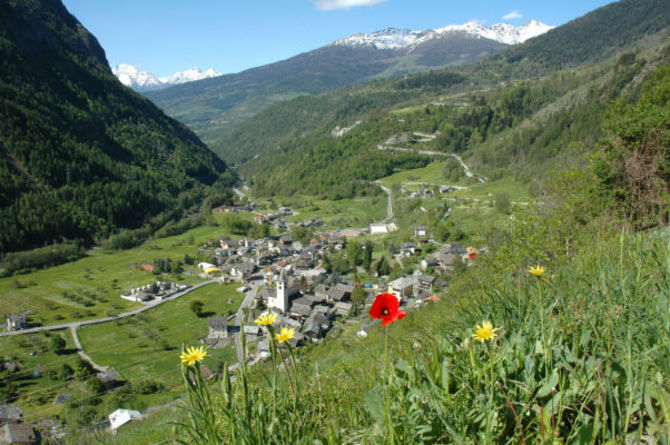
[145,27,507,157]
[235,0,669,199]
[0,0,234,253]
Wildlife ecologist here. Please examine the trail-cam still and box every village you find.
[2,203,480,435]
[190,204,478,363]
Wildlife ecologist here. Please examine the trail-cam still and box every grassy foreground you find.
[105,218,670,444]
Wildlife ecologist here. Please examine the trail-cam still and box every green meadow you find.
[79,282,241,389]
[0,225,234,326]
[286,194,388,229]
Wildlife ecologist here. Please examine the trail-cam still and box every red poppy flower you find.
[468,252,477,261]
[369,293,406,326]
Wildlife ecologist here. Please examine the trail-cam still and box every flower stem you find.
[537,280,548,369]
[383,326,395,444]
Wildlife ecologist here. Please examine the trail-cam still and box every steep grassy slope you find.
[0,0,233,252]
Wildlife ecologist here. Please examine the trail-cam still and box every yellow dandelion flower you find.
[275,327,295,343]
[180,345,207,366]
[528,265,546,277]
[472,321,499,342]
[255,312,277,326]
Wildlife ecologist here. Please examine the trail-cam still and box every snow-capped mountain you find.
[112,64,221,92]
[159,67,221,85]
[112,64,163,91]
[332,20,553,50]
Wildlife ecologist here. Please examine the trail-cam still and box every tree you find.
[58,363,74,381]
[74,358,94,379]
[494,192,511,214]
[351,271,367,314]
[362,241,373,271]
[190,300,205,317]
[375,256,392,276]
[88,377,107,394]
[50,335,66,354]
[346,240,363,267]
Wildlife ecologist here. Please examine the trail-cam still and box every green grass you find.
[0,330,84,420]
[287,194,387,229]
[456,175,532,202]
[81,406,186,444]
[79,282,241,389]
[0,225,232,327]
[377,160,470,185]
[168,222,670,443]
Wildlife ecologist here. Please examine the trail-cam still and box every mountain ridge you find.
[0,0,232,252]
[144,21,535,154]
[112,64,222,92]
[332,20,553,49]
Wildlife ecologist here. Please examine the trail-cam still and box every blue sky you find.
[63,0,615,77]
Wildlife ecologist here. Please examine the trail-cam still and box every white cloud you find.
[502,10,523,20]
[315,0,388,11]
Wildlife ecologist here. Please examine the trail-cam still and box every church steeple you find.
[269,268,289,313]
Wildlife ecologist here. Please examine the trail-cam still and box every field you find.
[0,225,234,326]
[286,194,388,228]
[0,329,83,421]
[79,282,241,389]
[0,280,242,422]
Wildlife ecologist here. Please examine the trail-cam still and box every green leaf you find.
[364,389,385,426]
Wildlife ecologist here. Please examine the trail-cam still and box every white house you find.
[369,222,398,235]
[387,277,417,301]
[108,408,142,430]
[370,223,388,235]
[197,262,216,271]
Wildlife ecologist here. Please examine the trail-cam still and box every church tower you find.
[276,269,288,313]
[269,268,289,313]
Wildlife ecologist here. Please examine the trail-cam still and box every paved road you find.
[376,144,486,183]
[233,282,261,364]
[0,280,216,338]
[378,184,393,221]
[233,187,247,200]
[70,325,108,372]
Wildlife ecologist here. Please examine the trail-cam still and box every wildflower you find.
[369,293,406,326]
[180,345,207,366]
[528,265,546,277]
[472,321,499,342]
[275,327,295,343]
[254,312,277,326]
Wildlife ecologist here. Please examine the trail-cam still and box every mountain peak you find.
[332,20,554,49]
[112,65,222,92]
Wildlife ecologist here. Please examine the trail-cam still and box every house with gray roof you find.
[418,274,436,292]
[289,303,312,319]
[306,313,331,331]
[5,313,29,332]
[0,423,38,444]
[388,277,417,300]
[334,302,353,316]
[0,406,22,426]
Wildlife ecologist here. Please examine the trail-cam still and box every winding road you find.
[0,280,216,338]
[375,144,486,183]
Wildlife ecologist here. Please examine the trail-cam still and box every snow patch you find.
[332,19,553,49]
